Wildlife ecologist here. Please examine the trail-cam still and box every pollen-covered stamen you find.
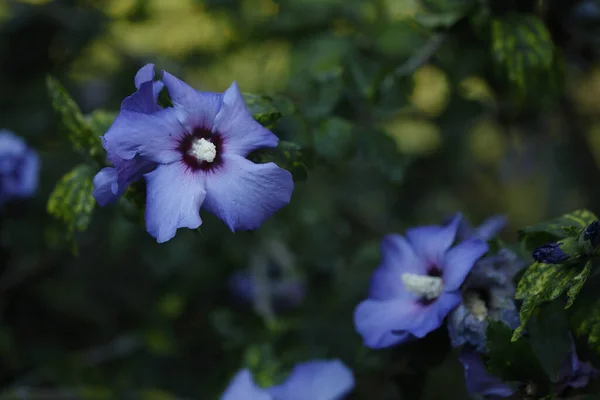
[401,273,444,300]
[463,291,487,321]
[189,137,216,163]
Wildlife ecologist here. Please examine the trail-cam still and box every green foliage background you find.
[2,0,600,398]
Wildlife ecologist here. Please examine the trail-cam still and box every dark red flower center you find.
[178,127,224,171]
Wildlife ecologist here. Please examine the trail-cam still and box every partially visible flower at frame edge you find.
[92,64,163,206]
[221,359,354,400]
[353,213,489,349]
[94,64,295,243]
[0,130,39,207]
[459,338,598,399]
[448,215,526,352]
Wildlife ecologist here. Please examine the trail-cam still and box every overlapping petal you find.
[92,167,119,206]
[405,213,462,265]
[267,359,354,400]
[369,234,427,300]
[441,238,489,291]
[221,370,272,400]
[103,108,185,163]
[213,82,279,157]
[203,154,293,232]
[144,163,206,243]
[162,71,222,131]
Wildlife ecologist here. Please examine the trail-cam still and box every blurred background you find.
[1,0,600,398]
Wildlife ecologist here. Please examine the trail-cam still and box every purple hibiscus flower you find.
[101,70,294,243]
[353,214,489,349]
[556,339,598,393]
[448,247,525,351]
[0,130,39,206]
[459,347,517,399]
[221,359,354,400]
[92,64,164,206]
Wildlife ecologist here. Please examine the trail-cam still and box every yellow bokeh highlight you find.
[109,0,235,57]
[468,118,506,166]
[459,76,496,106]
[571,65,600,116]
[186,40,291,93]
[0,1,10,22]
[241,0,279,22]
[104,0,138,18]
[383,117,441,155]
[410,65,450,117]
[69,39,121,81]
[383,0,420,19]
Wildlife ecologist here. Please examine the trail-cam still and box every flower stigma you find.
[463,291,488,321]
[401,273,444,300]
[189,137,216,163]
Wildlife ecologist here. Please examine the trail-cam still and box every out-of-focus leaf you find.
[314,117,354,160]
[139,389,176,400]
[490,14,554,94]
[416,0,476,28]
[519,209,598,251]
[46,76,104,163]
[47,164,96,236]
[486,320,549,389]
[248,140,309,181]
[570,281,600,357]
[527,299,572,382]
[85,109,117,137]
[374,21,430,58]
[512,261,592,341]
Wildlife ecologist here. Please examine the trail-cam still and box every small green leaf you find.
[486,320,548,388]
[519,209,598,251]
[248,140,309,182]
[46,76,104,163]
[562,226,582,238]
[566,261,593,308]
[512,261,592,340]
[47,164,96,236]
[490,14,554,94]
[243,93,288,129]
[527,300,572,382]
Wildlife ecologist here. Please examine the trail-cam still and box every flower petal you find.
[162,71,222,131]
[203,154,294,231]
[92,167,119,206]
[267,359,354,400]
[144,163,206,243]
[134,64,156,88]
[221,369,272,400]
[459,348,516,398]
[474,215,507,241]
[213,82,279,157]
[103,108,184,163]
[441,239,489,291]
[121,64,161,114]
[369,234,426,301]
[354,298,422,349]
[406,213,462,265]
[110,155,156,196]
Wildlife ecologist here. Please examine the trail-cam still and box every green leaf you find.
[519,209,598,251]
[243,93,290,129]
[512,261,593,341]
[47,164,96,236]
[46,76,104,163]
[490,14,554,94]
[570,280,600,357]
[527,299,572,382]
[313,117,354,160]
[486,320,549,388]
[248,140,309,182]
[416,0,475,28]
[86,110,117,137]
